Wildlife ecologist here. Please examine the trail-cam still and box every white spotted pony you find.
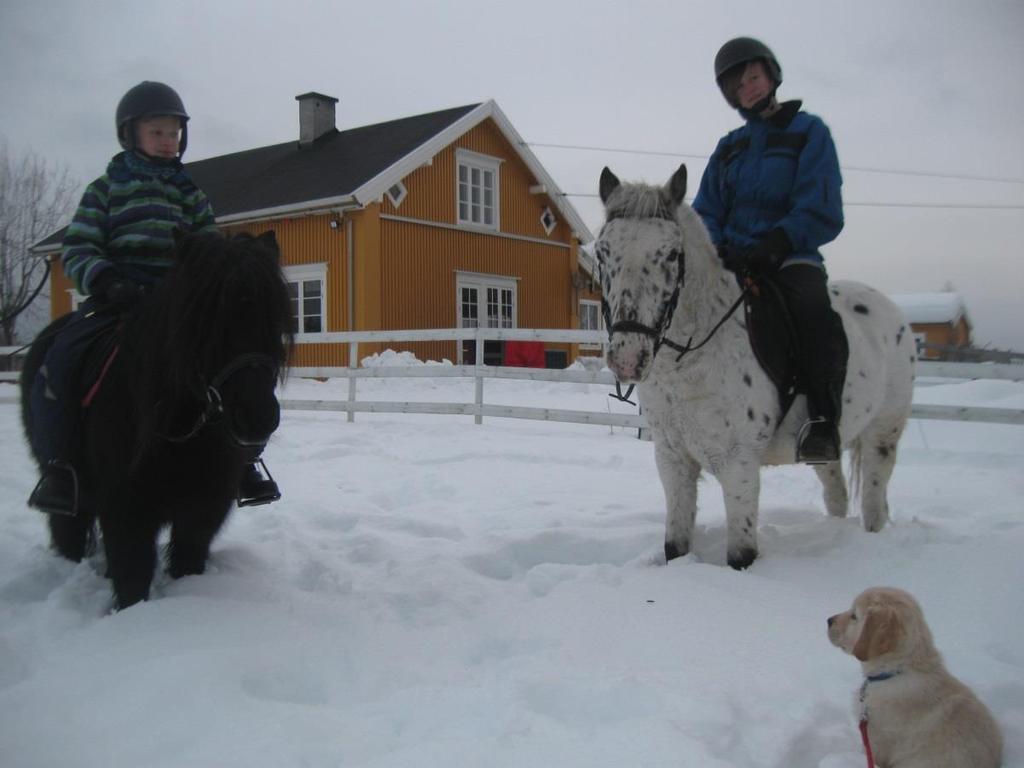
[596,164,915,569]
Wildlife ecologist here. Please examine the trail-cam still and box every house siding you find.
[224,214,350,367]
[378,217,574,363]
[912,318,972,360]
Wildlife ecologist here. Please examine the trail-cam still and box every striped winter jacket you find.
[693,100,843,267]
[62,151,218,295]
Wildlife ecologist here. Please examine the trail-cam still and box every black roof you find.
[188,103,480,217]
[35,103,481,249]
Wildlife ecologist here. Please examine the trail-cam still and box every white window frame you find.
[540,206,557,236]
[455,271,517,365]
[386,180,407,208]
[456,272,517,329]
[284,262,328,337]
[579,299,603,350]
[456,149,501,231]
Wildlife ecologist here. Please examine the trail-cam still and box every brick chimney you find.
[296,92,338,146]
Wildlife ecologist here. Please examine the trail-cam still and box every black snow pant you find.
[772,263,847,422]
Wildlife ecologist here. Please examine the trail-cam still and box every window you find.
[913,332,928,358]
[580,299,602,350]
[457,277,515,329]
[456,149,500,230]
[540,206,557,236]
[456,272,517,364]
[283,263,327,336]
[386,181,407,208]
[580,300,601,332]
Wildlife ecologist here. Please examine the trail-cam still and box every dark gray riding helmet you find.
[713,37,782,107]
[116,81,190,156]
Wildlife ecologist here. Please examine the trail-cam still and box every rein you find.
[158,352,279,447]
[658,285,750,361]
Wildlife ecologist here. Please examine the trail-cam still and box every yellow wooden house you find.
[890,292,973,361]
[38,93,596,368]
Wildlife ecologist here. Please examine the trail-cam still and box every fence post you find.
[347,341,358,423]
[474,329,484,425]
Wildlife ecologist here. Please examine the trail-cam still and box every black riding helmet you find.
[713,37,782,109]
[116,81,189,157]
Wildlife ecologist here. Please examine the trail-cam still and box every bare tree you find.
[0,139,79,345]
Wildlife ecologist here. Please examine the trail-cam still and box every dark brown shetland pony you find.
[21,232,293,608]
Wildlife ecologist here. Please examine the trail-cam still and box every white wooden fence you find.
[4,329,1024,426]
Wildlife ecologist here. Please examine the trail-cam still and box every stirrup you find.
[796,417,840,464]
[237,458,281,507]
[28,460,80,517]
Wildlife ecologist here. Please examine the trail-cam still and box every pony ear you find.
[599,167,621,205]
[258,230,280,259]
[667,164,687,206]
[852,607,905,662]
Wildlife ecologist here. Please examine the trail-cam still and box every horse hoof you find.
[114,582,150,610]
[664,541,690,562]
[728,548,758,570]
[169,561,207,579]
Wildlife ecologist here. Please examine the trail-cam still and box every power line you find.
[557,191,1024,211]
[843,202,1024,210]
[527,141,708,162]
[526,141,1024,186]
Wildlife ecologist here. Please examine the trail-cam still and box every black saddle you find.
[742,275,848,418]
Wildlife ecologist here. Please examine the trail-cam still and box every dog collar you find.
[865,670,901,683]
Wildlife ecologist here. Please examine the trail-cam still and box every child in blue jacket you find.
[694,37,847,463]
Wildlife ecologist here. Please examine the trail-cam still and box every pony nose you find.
[608,342,648,382]
[232,396,280,445]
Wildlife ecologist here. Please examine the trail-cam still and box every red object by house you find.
[504,340,546,368]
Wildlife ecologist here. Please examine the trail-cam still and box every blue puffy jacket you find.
[693,100,843,266]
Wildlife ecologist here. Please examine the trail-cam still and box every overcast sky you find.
[2,0,1022,349]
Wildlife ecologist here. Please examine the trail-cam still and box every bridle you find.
[159,352,280,449]
[602,247,686,362]
[600,242,750,404]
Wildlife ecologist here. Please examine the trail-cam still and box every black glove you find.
[745,228,792,274]
[717,244,747,273]
[91,270,144,305]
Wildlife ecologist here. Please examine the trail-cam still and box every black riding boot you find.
[797,377,843,464]
[28,460,79,516]
[237,458,281,507]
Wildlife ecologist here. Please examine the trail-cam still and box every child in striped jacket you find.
[29,82,279,516]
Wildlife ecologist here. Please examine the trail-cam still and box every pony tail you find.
[849,437,863,501]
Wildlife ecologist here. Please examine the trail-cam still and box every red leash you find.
[858,670,899,768]
[859,719,876,768]
[81,343,120,408]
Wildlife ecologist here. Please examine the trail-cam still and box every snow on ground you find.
[0,361,1022,767]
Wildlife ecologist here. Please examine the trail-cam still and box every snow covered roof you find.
[889,292,970,327]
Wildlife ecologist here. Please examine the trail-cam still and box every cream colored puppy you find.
[827,587,1002,768]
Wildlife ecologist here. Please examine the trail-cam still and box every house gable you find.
[379,118,571,243]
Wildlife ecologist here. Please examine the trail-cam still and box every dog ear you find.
[853,606,905,661]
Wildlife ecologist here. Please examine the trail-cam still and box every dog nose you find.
[827,616,835,627]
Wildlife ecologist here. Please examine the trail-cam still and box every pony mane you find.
[603,182,678,223]
[133,232,294,406]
